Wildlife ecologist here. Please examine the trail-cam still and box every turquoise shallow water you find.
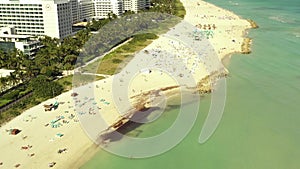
[81,0,300,168]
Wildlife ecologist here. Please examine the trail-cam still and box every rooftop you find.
[0,34,32,39]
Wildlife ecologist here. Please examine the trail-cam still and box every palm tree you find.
[0,49,7,68]
[23,64,39,81]
[107,11,117,20]
[4,50,15,69]
[8,71,19,86]
[75,29,91,46]
[0,77,8,92]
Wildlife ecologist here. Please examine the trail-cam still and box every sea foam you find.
[269,15,295,24]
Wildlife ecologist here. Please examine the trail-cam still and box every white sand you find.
[0,1,251,168]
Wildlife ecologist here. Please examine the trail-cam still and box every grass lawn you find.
[82,33,158,75]
[57,75,73,92]
[175,0,186,18]
[57,74,105,91]
[0,99,12,107]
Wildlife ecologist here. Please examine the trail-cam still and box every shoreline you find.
[68,144,100,169]
[0,0,255,169]
[79,0,255,166]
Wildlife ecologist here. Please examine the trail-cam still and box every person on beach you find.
[48,162,56,167]
[208,24,211,30]
[212,24,216,30]
[28,153,35,157]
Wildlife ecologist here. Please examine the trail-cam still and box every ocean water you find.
[81,0,300,168]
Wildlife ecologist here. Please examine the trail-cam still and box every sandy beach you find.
[0,0,252,168]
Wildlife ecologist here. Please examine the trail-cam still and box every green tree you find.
[29,75,63,98]
[0,49,8,68]
[7,71,19,86]
[75,29,91,46]
[0,77,8,92]
[63,54,77,68]
[123,10,135,16]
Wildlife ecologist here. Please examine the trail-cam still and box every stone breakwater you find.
[240,19,258,54]
[99,68,228,140]
[241,37,252,54]
[247,19,259,29]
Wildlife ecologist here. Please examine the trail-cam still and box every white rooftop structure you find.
[0,26,42,56]
[0,69,15,78]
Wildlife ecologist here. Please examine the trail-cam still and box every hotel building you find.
[0,0,72,39]
[94,0,123,19]
[0,0,150,38]
[71,0,95,23]
[123,0,150,13]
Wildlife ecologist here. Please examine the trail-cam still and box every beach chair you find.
[56,133,64,137]
[68,114,75,119]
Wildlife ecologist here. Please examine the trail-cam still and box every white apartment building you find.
[0,26,41,56]
[0,0,72,39]
[79,0,95,21]
[71,0,80,22]
[94,0,123,19]
[71,0,94,23]
[123,0,150,13]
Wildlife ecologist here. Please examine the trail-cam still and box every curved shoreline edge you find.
[241,19,258,54]
[94,0,259,160]
[83,0,258,166]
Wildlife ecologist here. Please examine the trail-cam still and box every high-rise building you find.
[0,0,72,39]
[71,0,80,23]
[94,0,123,19]
[71,0,94,23]
[123,0,149,13]
[79,0,95,21]
[0,0,150,39]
